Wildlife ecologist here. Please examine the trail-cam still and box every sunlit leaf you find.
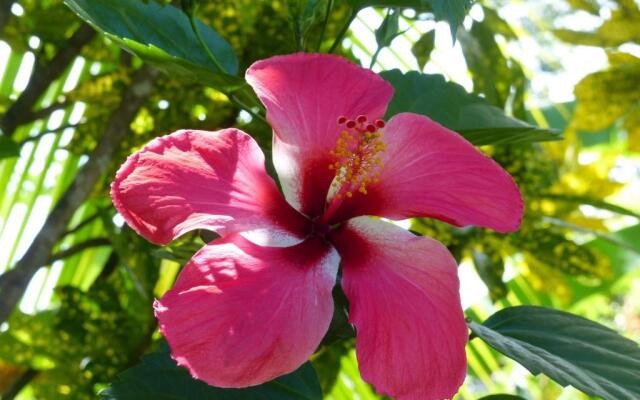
[566,0,600,14]
[381,70,560,145]
[64,0,243,90]
[574,63,640,131]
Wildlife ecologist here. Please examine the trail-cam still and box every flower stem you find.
[328,10,357,54]
[316,0,334,51]
[229,94,267,125]
[369,46,382,69]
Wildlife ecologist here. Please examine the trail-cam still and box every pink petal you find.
[155,235,339,387]
[325,113,524,232]
[111,129,309,245]
[246,53,394,217]
[329,217,468,400]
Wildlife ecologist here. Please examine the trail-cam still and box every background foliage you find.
[0,0,638,399]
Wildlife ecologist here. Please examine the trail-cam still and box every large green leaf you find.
[64,0,243,90]
[469,306,640,400]
[346,0,471,36]
[380,70,560,146]
[101,346,323,399]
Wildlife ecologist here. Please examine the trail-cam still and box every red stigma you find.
[366,124,376,132]
[356,115,367,123]
[375,119,386,128]
[346,120,356,128]
[337,116,347,124]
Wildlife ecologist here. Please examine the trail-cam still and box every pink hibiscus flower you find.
[111,53,523,400]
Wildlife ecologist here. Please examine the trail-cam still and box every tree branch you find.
[2,368,39,400]
[0,23,95,138]
[0,66,158,324]
[18,123,79,145]
[20,100,72,127]
[62,210,103,237]
[48,237,111,264]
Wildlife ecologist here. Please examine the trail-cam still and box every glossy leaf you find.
[380,70,560,145]
[469,306,640,400]
[64,0,243,90]
[101,346,323,400]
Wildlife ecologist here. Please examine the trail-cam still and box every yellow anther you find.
[329,118,387,200]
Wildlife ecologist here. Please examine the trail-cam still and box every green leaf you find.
[471,249,507,302]
[537,193,640,220]
[567,0,600,15]
[469,306,640,400]
[64,0,243,91]
[0,136,20,160]
[286,0,328,48]
[345,0,471,37]
[411,30,435,70]
[458,12,526,117]
[429,0,472,37]
[380,70,560,146]
[375,9,401,48]
[101,345,323,399]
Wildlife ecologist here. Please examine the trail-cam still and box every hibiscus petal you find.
[155,235,339,387]
[111,128,309,245]
[325,113,524,232]
[329,217,468,400]
[246,53,394,216]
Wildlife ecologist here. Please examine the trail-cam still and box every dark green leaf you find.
[101,346,323,399]
[469,306,640,400]
[64,0,243,90]
[471,249,507,302]
[380,70,560,146]
[428,0,473,37]
[375,9,401,48]
[411,30,435,70]
[0,136,20,159]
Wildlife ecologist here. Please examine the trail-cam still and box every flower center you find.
[328,115,386,199]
